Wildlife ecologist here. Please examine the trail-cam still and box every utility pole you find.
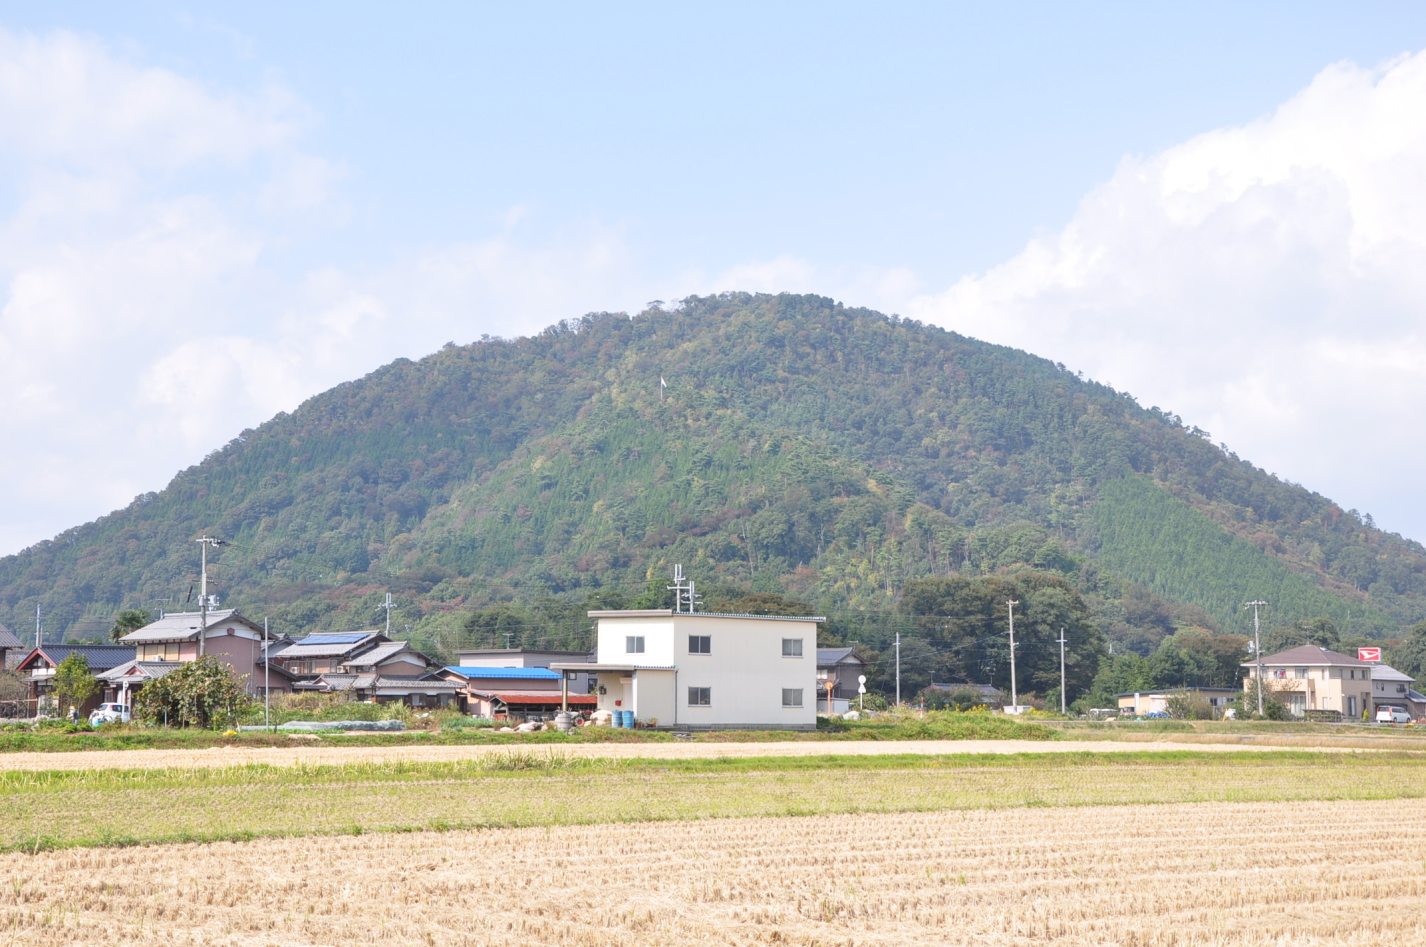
[1057,626,1068,715]
[1245,600,1268,716]
[893,631,901,707]
[263,617,271,731]
[1007,599,1021,711]
[378,593,395,636]
[34,604,41,649]
[196,536,224,657]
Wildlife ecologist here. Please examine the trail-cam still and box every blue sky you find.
[2,1,1426,552]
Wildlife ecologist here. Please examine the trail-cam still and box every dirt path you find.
[0,737,1366,771]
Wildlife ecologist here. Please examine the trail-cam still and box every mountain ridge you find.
[2,293,1422,666]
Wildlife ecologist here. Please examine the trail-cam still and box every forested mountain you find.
[3,293,1425,701]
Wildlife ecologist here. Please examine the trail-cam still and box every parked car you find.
[88,703,131,726]
[1376,706,1413,724]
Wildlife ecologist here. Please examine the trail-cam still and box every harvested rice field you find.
[6,798,1426,946]
[0,737,1369,773]
[4,750,1425,851]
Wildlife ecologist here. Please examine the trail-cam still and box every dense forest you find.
[3,293,1425,703]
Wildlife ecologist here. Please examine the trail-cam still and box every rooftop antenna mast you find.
[196,536,225,657]
[668,565,688,614]
[378,592,395,636]
[1245,600,1268,716]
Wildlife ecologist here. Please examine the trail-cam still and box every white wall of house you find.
[590,612,819,729]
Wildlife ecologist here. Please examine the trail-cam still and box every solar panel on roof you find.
[301,633,370,645]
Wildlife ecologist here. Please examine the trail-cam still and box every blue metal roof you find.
[444,666,563,679]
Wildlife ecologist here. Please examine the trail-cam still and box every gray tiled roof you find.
[1247,645,1369,667]
[0,623,22,650]
[342,642,424,667]
[96,660,184,682]
[119,610,255,643]
[817,647,862,666]
[20,644,135,672]
[1372,664,1415,683]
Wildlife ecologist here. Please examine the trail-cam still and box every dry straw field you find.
[6,798,1426,946]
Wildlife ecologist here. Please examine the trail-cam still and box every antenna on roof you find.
[668,565,688,614]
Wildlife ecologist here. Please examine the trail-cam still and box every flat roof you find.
[587,609,825,622]
[549,662,676,672]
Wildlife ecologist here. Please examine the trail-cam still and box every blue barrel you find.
[621,711,634,728]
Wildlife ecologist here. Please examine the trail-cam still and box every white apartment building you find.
[553,609,822,729]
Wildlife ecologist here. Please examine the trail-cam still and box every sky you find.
[2,1,1426,554]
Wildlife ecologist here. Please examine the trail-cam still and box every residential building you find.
[13,644,136,715]
[1370,664,1426,718]
[435,665,597,718]
[267,631,449,707]
[0,624,22,671]
[455,648,597,693]
[552,609,823,729]
[118,610,276,692]
[1115,687,1241,716]
[1242,645,1374,719]
[816,647,866,711]
[264,630,388,679]
[301,672,466,708]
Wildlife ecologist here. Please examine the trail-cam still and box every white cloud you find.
[911,50,1426,543]
[0,28,654,555]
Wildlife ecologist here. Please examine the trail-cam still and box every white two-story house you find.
[553,609,822,730]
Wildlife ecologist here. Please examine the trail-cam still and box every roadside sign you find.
[1360,647,1382,662]
[857,683,866,694]
[857,675,866,684]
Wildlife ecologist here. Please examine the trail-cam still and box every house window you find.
[782,638,803,657]
[1294,668,1307,679]
[688,635,711,654]
[688,687,711,706]
[782,688,803,708]
[411,693,424,707]
[626,636,645,654]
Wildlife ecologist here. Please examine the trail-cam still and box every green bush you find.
[134,657,253,729]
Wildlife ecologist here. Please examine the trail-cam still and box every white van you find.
[1376,706,1413,724]
[88,703,131,725]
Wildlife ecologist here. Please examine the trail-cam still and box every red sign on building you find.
[1359,647,1382,662]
